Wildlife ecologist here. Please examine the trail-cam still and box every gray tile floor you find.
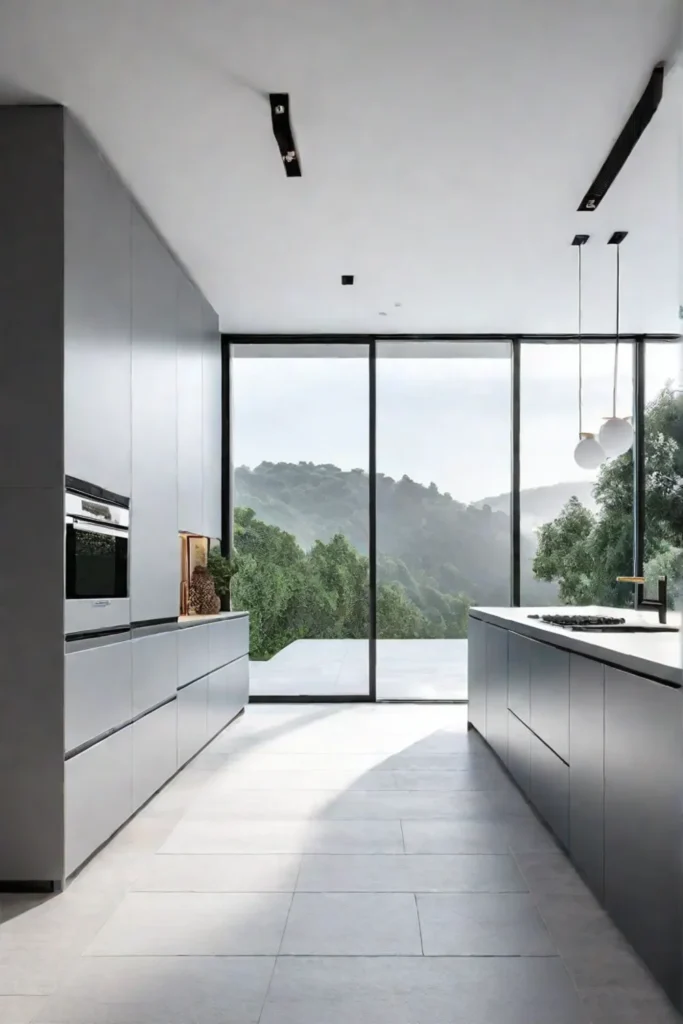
[249,638,468,698]
[1,704,680,1023]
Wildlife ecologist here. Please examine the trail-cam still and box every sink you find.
[569,624,678,633]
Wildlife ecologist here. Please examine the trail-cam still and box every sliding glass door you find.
[230,343,370,698]
[375,341,512,700]
[227,335,666,701]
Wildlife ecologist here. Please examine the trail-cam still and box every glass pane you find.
[73,529,118,598]
[521,341,634,607]
[644,342,683,609]
[230,343,370,697]
[375,340,512,700]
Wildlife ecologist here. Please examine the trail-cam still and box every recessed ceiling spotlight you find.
[341,275,354,286]
[378,311,387,317]
[394,302,402,307]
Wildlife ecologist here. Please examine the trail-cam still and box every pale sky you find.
[232,342,680,504]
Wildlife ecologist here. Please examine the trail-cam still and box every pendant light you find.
[572,234,605,470]
[599,231,634,457]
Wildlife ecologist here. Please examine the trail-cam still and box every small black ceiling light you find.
[341,275,354,286]
[269,93,301,177]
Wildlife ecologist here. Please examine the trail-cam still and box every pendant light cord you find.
[612,243,620,418]
[578,243,583,437]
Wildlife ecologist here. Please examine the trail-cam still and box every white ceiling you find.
[0,0,680,335]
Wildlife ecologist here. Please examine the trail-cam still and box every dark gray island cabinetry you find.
[467,607,683,1011]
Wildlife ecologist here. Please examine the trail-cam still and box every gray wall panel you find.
[65,640,133,752]
[130,210,179,622]
[0,486,65,882]
[202,302,222,539]
[177,275,204,533]
[63,114,132,497]
[0,107,64,490]
[132,631,178,717]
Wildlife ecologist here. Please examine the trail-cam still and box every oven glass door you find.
[65,522,128,600]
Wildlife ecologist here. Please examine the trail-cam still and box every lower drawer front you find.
[178,677,209,766]
[133,700,178,810]
[208,617,249,672]
[226,655,249,721]
[507,712,531,796]
[530,729,569,848]
[65,726,133,876]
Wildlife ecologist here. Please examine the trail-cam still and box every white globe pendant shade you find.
[574,433,605,470]
[598,416,634,457]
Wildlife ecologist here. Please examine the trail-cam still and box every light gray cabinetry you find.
[130,210,179,623]
[65,640,133,753]
[226,655,249,722]
[208,664,230,738]
[133,700,178,810]
[177,275,204,533]
[63,117,132,497]
[177,677,209,766]
[208,616,249,672]
[178,624,210,687]
[202,302,222,539]
[65,725,133,876]
[132,630,178,717]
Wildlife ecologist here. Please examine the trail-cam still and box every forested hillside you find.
[231,462,557,657]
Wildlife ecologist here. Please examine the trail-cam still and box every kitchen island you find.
[468,606,682,1010]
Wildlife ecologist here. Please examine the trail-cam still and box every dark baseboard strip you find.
[249,694,374,704]
[0,879,58,894]
[66,625,131,644]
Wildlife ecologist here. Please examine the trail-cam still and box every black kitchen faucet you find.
[616,575,668,625]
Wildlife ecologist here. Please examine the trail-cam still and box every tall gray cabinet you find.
[0,105,238,892]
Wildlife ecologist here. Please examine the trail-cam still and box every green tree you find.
[534,386,683,606]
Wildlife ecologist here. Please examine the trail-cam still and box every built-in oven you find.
[65,487,130,636]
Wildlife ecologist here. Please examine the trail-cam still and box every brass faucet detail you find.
[616,575,668,625]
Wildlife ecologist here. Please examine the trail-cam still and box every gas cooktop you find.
[528,613,626,628]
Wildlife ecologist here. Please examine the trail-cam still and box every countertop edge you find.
[469,608,681,688]
[177,611,249,629]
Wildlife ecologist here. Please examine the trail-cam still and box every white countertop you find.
[471,606,681,687]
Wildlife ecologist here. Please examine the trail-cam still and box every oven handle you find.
[69,520,128,539]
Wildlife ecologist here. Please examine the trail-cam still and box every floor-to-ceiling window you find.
[230,343,370,698]
[375,341,512,699]
[226,335,673,701]
[520,340,634,607]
